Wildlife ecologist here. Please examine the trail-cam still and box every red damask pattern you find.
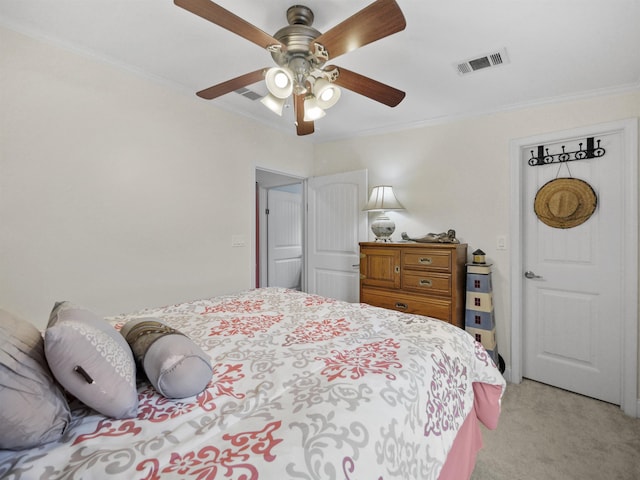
[473,340,493,367]
[316,338,402,381]
[283,318,351,346]
[303,294,336,307]
[71,419,141,446]
[137,386,203,423]
[423,348,468,437]
[72,363,245,445]
[208,314,283,338]
[202,363,246,401]
[136,421,283,480]
[200,300,265,315]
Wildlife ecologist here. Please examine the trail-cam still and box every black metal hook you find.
[528,137,605,166]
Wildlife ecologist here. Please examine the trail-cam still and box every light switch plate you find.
[231,234,246,247]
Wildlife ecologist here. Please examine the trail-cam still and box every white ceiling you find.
[1,0,639,143]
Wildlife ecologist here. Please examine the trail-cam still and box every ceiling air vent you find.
[235,87,263,101]
[455,48,509,75]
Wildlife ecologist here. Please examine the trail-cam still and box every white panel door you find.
[306,170,368,302]
[522,131,624,404]
[267,187,303,290]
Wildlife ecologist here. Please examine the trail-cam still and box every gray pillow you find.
[121,318,212,399]
[0,310,71,450]
[45,302,138,419]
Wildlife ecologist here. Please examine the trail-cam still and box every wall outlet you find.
[496,235,507,250]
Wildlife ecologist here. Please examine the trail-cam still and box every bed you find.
[0,287,505,479]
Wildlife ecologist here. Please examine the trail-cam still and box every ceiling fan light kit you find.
[260,94,286,116]
[303,97,326,122]
[174,0,407,135]
[313,77,341,109]
[264,67,294,99]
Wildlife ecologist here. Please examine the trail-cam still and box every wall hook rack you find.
[528,137,605,166]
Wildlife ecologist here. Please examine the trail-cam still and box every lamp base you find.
[371,215,395,242]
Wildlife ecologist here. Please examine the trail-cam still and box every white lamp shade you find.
[313,78,341,109]
[265,67,294,99]
[260,94,285,116]
[303,96,326,121]
[364,185,404,211]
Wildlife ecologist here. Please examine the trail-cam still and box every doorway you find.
[510,118,638,416]
[255,168,369,301]
[255,168,304,289]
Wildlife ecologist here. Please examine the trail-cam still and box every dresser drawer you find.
[402,271,452,296]
[360,247,401,289]
[402,249,452,272]
[361,287,452,322]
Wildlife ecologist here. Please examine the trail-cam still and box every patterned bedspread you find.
[0,287,505,480]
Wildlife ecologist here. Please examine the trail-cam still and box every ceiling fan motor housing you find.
[286,5,314,25]
[270,5,327,89]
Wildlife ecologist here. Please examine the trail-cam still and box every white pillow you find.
[45,302,138,419]
[0,309,71,450]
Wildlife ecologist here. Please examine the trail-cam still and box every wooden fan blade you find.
[330,66,405,107]
[175,0,284,51]
[196,69,267,100]
[294,94,314,136]
[311,0,405,60]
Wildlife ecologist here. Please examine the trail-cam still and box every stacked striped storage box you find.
[465,263,499,365]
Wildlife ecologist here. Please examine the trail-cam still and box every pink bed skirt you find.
[438,382,503,480]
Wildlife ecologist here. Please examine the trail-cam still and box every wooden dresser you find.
[359,242,468,328]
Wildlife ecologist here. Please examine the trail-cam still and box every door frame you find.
[254,168,306,289]
[509,118,638,416]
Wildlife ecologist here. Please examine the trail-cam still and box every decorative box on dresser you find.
[359,242,468,328]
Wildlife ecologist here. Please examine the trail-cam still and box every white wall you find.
[313,90,640,383]
[2,24,639,390]
[0,27,314,328]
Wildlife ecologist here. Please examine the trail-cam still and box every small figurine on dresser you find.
[401,229,459,244]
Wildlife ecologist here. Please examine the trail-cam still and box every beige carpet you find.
[471,379,640,480]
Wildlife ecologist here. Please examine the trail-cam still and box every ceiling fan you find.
[174,0,407,135]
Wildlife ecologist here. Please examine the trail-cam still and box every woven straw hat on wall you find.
[534,178,597,229]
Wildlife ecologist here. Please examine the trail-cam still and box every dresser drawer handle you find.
[395,302,408,310]
[419,279,433,287]
[419,257,433,265]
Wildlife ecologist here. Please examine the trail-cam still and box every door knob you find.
[524,270,542,279]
